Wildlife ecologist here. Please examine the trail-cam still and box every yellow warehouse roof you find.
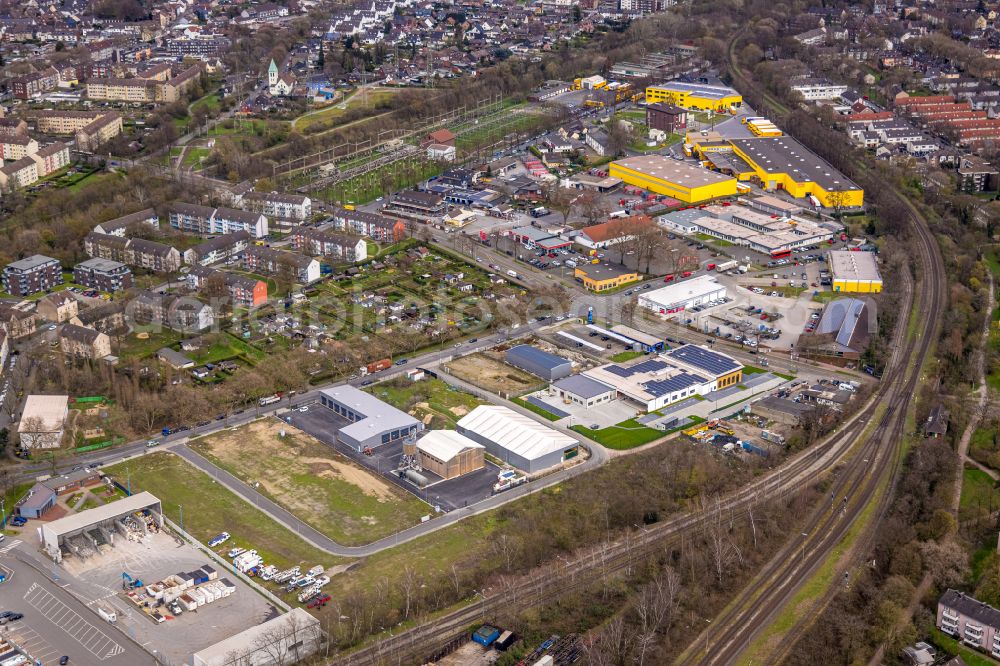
[612,155,736,189]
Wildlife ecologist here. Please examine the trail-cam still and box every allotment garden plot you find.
[189,419,430,546]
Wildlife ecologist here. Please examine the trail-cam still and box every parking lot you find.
[0,555,154,666]
[11,530,279,666]
[283,404,505,512]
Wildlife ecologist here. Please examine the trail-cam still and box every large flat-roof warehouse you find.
[828,250,882,293]
[609,155,737,203]
[457,405,579,473]
[727,136,864,208]
[319,386,422,449]
[645,82,743,112]
[638,275,727,314]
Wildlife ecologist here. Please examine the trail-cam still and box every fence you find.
[161,516,291,613]
[75,437,124,453]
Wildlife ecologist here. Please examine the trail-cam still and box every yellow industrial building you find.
[609,155,738,203]
[688,135,864,208]
[574,263,640,292]
[645,82,743,113]
[828,251,882,293]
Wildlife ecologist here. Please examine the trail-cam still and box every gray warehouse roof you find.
[506,345,570,371]
[321,385,420,440]
[42,491,160,539]
[552,374,616,399]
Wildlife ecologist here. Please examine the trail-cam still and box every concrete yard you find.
[10,531,279,666]
[283,406,505,513]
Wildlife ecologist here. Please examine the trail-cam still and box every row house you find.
[84,234,182,273]
[186,265,267,308]
[2,254,62,297]
[331,207,408,242]
[36,294,77,324]
[291,228,368,262]
[59,324,111,361]
[241,191,312,221]
[183,231,252,266]
[130,291,214,333]
[73,258,134,293]
[69,303,127,336]
[93,209,159,237]
[168,203,268,238]
[0,304,37,340]
[242,247,320,284]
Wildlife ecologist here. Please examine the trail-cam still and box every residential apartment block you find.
[0,304,37,339]
[0,135,38,161]
[60,324,112,360]
[241,191,312,221]
[291,228,367,262]
[2,254,62,296]
[73,258,134,292]
[183,231,251,266]
[84,234,182,274]
[93,209,160,236]
[85,64,203,104]
[330,208,407,243]
[187,266,267,308]
[0,157,39,190]
[382,191,446,223]
[36,293,78,324]
[168,203,268,238]
[29,142,70,177]
[242,247,320,284]
[130,291,214,332]
[938,589,1000,660]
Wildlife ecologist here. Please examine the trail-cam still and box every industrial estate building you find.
[609,155,737,203]
[828,250,882,293]
[549,374,618,408]
[18,394,69,448]
[809,297,873,360]
[505,345,573,381]
[574,263,641,292]
[41,491,163,562]
[657,203,837,257]
[583,345,742,412]
[638,275,727,315]
[319,385,422,449]
[415,430,485,480]
[192,607,322,666]
[644,82,743,112]
[457,405,579,473]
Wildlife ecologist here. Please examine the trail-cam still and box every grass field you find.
[365,378,484,429]
[445,353,544,396]
[118,329,185,360]
[181,146,211,169]
[295,88,400,133]
[184,333,265,365]
[571,418,664,450]
[189,420,429,546]
[511,396,561,421]
[610,351,644,362]
[961,467,998,511]
[102,452,336,568]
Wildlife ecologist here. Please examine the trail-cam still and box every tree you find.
[317,42,325,71]
[542,183,575,227]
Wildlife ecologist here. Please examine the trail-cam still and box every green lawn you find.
[930,627,1000,666]
[184,334,264,365]
[511,396,562,421]
[189,420,429,546]
[961,467,998,510]
[365,378,485,429]
[118,329,184,360]
[572,418,663,450]
[102,452,337,569]
[294,89,400,133]
[190,91,222,115]
[1,483,31,534]
[182,146,211,169]
[610,351,644,362]
[812,291,843,304]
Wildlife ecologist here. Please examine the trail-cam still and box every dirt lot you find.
[445,351,544,396]
[189,420,429,546]
[366,378,485,429]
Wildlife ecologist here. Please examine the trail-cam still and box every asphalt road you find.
[0,553,154,666]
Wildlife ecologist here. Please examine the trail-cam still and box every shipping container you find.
[495,630,516,651]
[473,625,501,647]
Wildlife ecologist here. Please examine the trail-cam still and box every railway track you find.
[324,27,946,666]
[673,29,947,666]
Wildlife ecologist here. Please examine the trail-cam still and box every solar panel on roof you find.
[643,372,704,396]
[667,345,740,375]
[604,358,669,378]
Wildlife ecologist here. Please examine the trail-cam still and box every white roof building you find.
[638,275,727,315]
[416,429,484,461]
[192,608,321,666]
[18,394,69,449]
[456,405,578,473]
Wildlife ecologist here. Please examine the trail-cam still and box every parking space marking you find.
[6,625,61,663]
[0,539,22,554]
[24,582,125,659]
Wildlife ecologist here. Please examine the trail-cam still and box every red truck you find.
[363,358,392,375]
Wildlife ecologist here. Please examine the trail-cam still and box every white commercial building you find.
[41,491,163,561]
[790,79,849,101]
[192,608,321,666]
[456,405,579,473]
[18,394,69,448]
[638,275,727,315]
